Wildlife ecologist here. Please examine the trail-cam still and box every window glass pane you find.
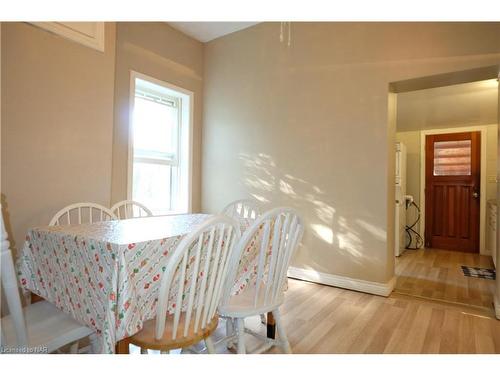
[132,162,173,215]
[133,96,178,159]
[433,140,471,176]
[130,76,190,215]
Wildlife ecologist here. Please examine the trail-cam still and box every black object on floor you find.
[461,266,496,280]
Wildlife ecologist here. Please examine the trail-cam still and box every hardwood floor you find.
[395,248,496,309]
[278,279,500,354]
[129,249,499,354]
[135,277,500,354]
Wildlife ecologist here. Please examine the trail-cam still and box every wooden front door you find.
[425,132,480,252]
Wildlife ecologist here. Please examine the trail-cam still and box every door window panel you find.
[433,140,471,176]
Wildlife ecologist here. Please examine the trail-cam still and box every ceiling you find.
[168,22,259,42]
[397,79,498,132]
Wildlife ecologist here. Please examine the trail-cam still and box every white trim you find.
[287,267,396,297]
[419,125,490,255]
[127,70,194,214]
[30,22,105,52]
[494,294,500,320]
[127,73,136,202]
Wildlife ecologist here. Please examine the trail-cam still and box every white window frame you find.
[127,70,194,214]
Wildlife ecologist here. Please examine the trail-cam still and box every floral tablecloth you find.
[17,213,259,353]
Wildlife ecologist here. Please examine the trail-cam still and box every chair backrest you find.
[49,202,117,226]
[222,207,304,312]
[110,200,153,219]
[0,205,28,347]
[221,199,261,221]
[155,215,241,341]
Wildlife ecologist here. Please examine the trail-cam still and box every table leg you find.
[115,339,130,354]
[30,292,44,303]
[266,312,276,339]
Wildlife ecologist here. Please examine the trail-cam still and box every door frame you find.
[419,125,488,255]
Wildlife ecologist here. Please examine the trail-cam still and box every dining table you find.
[16,213,273,353]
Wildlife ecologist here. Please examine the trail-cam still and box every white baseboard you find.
[494,295,500,320]
[481,248,491,256]
[287,266,396,297]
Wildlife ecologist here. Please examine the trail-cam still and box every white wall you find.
[397,80,498,132]
[1,23,117,252]
[202,22,500,291]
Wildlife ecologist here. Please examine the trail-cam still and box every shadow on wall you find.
[238,152,387,276]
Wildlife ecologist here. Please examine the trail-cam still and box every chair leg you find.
[235,318,246,354]
[273,309,291,354]
[115,339,130,354]
[140,347,148,354]
[69,341,79,354]
[205,336,216,354]
[226,318,235,349]
[89,333,99,354]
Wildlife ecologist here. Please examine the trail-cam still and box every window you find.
[129,73,192,215]
[433,140,471,176]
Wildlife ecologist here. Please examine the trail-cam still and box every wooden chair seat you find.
[127,313,219,352]
[119,216,241,354]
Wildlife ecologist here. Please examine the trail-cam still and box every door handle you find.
[473,191,479,199]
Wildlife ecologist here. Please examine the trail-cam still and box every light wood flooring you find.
[133,277,500,354]
[129,247,499,354]
[270,279,498,353]
[395,248,496,309]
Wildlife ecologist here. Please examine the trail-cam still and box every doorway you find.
[424,131,481,253]
[390,68,498,312]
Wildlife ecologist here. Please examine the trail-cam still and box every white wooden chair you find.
[110,200,153,219]
[0,206,98,353]
[49,202,117,226]
[219,207,304,354]
[122,215,241,354]
[221,199,261,221]
[221,199,265,325]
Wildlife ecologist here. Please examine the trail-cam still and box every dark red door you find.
[425,132,480,253]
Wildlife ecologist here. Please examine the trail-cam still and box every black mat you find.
[461,265,496,280]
